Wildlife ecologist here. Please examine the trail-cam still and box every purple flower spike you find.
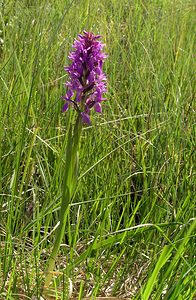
[62,31,107,123]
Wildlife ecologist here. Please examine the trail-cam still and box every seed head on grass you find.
[62,31,107,124]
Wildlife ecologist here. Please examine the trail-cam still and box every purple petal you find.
[62,102,69,112]
[94,102,102,113]
[81,112,91,124]
[66,89,73,99]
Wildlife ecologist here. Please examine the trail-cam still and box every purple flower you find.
[62,31,107,124]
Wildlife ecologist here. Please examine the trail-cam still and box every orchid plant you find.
[43,31,107,292]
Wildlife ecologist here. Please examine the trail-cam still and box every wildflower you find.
[62,31,107,124]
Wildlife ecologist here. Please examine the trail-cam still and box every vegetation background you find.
[0,0,195,299]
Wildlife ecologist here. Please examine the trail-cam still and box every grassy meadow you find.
[0,0,195,299]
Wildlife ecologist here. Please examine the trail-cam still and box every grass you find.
[0,0,195,299]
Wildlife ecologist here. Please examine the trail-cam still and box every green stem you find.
[43,114,82,290]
